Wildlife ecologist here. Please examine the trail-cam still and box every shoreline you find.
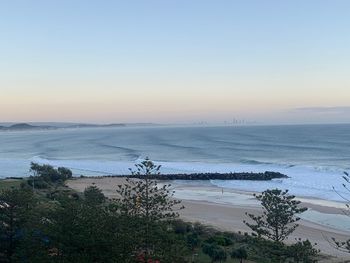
[67,177,350,261]
[1,156,348,204]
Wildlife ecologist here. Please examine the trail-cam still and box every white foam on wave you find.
[152,161,347,202]
[209,164,349,202]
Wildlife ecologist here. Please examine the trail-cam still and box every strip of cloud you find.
[292,106,350,114]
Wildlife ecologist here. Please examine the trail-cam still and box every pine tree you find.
[0,188,34,262]
[331,171,350,253]
[244,189,307,243]
[115,158,184,260]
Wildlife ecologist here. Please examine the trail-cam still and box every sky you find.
[0,0,350,124]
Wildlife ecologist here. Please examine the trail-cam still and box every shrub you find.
[202,242,227,262]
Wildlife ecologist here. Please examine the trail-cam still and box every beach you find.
[3,1,350,261]
[67,177,350,262]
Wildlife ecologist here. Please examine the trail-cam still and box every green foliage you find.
[206,235,233,247]
[116,175,182,219]
[29,162,73,188]
[230,247,248,263]
[57,167,73,180]
[287,239,319,262]
[187,232,200,249]
[246,237,288,262]
[83,185,105,205]
[172,219,191,234]
[27,177,50,189]
[0,188,35,262]
[0,184,319,263]
[116,158,183,219]
[202,242,227,262]
[0,162,323,263]
[42,196,121,262]
[245,189,307,242]
[0,179,22,191]
[114,158,185,261]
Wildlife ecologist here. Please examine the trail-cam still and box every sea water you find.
[0,124,349,202]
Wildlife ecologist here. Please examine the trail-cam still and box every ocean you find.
[1,124,349,201]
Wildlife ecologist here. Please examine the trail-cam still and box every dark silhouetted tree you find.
[202,242,227,263]
[287,239,319,262]
[84,185,105,205]
[231,247,248,263]
[115,158,184,261]
[0,188,34,262]
[331,171,350,253]
[244,189,307,242]
[29,162,72,185]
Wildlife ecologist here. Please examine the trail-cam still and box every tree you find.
[244,189,307,242]
[187,232,200,262]
[0,188,34,262]
[202,242,227,263]
[84,185,105,205]
[57,167,73,180]
[206,235,233,247]
[43,195,122,263]
[29,162,72,186]
[231,247,248,263]
[115,158,184,261]
[331,171,350,252]
[287,239,319,262]
[116,158,183,219]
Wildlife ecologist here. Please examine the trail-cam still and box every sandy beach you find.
[67,177,350,262]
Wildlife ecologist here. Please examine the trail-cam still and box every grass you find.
[194,250,255,262]
[0,179,23,190]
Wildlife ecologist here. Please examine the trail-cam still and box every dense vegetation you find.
[0,161,321,262]
[28,162,72,189]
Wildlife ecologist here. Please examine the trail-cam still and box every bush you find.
[30,162,73,184]
[84,185,105,205]
[231,247,248,262]
[186,232,200,251]
[202,242,227,262]
[172,219,190,234]
[57,167,73,180]
[287,239,319,262]
[27,177,50,189]
[206,235,233,246]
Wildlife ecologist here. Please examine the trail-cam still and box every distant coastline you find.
[0,122,159,131]
[0,123,55,131]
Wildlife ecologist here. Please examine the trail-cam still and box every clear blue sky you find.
[1,0,350,124]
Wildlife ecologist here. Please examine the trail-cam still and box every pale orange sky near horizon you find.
[1,1,350,124]
[2,72,349,124]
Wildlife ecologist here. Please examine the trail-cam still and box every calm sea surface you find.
[1,124,349,201]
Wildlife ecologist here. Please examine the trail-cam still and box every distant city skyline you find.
[1,1,350,124]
